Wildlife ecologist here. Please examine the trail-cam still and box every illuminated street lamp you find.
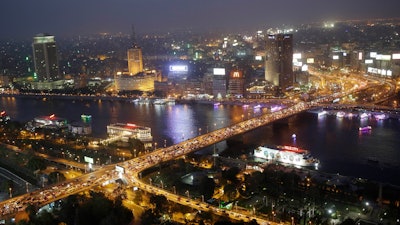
[9,187,12,198]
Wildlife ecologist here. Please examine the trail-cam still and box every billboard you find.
[376,54,391,61]
[306,58,314,63]
[84,156,94,164]
[392,53,400,60]
[365,59,373,64]
[169,65,188,72]
[293,53,302,59]
[254,55,263,61]
[213,68,226,75]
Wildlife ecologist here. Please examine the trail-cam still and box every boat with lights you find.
[254,145,319,168]
[359,126,372,132]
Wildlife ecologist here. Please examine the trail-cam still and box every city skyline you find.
[1,0,400,39]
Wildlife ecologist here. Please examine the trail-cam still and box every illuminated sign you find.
[365,59,373,64]
[301,64,308,72]
[306,58,314,63]
[293,61,302,67]
[213,68,226,75]
[376,54,391,61]
[230,70,243,78]
[293,53,302,59]
[332,55,339,60]
[358,52,363,60]
[169,65,188,72]
[367,67,392,76]
[84,156,94,164]
[392,53,400,59]
[254,55,263,61]
[370,52,377,58]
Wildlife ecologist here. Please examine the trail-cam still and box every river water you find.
[1,96,399,185]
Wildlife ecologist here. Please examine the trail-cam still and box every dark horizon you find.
[1,0,400,39]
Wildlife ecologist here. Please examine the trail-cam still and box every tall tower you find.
[127,25,143,75]
[264,33,293,91]
[32,33,60,81]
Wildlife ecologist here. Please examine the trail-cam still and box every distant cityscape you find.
[0,17,400,225]
[0,18,399,100]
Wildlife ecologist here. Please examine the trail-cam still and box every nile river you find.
[1,96,399,185]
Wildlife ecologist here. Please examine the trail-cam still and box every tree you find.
[199,177,216,200]
[48,171,66,184]
[26,156,47,171]
[140,209,159,225]
[222,167,241,184]
[149,194,168,214]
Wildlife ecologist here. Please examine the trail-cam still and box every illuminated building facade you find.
[33,114,68,129]
[107,123,153,143]
[265,34,293,91]
[32,33,60,81]
[114,72,157,92]
[228,70,245,98]
[212,68,227,99]
[127,47,143,75]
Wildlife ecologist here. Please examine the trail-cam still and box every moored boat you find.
[254,145,319,168]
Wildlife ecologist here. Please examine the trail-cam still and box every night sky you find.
[1,0,400,39]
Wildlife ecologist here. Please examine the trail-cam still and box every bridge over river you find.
[0,82,390,223]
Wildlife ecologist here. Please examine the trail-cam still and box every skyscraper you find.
[127,25,143,75]
[32,33,60,81]
[264,33,293,91]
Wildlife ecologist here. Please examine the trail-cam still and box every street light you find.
[9,187,12,198]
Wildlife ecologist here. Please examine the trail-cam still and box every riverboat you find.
[254,145,319,168]
[359,126,372,132]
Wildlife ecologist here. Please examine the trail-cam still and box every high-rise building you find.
[127,25,143,75]
[265,33,293,91]
[127,47,143,75]
[228,69,245,98]
[32,33,60,81]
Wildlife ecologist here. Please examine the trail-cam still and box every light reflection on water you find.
[1,97,399,185]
